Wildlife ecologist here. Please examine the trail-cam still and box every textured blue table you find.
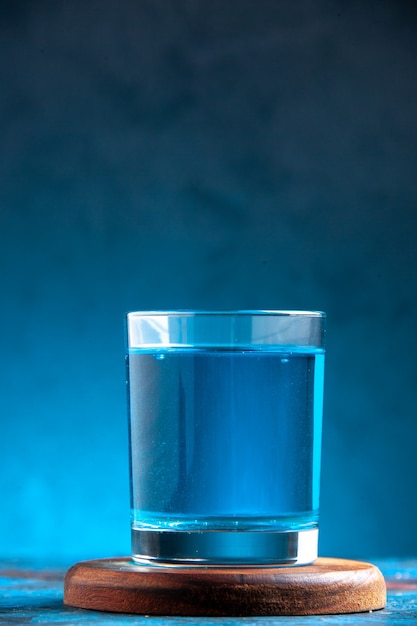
[1,559,416,625]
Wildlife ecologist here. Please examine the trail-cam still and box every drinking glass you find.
[126,310,325,566]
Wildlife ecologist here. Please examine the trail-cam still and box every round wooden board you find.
[64,556,386,616]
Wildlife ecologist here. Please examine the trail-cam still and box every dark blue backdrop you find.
[1,0,417,563]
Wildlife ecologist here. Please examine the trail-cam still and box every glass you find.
[126,310,326,566]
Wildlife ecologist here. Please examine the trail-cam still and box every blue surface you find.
[1,559,417,625]
[1,1,417,562]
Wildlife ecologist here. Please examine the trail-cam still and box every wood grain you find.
[64,556,386,616]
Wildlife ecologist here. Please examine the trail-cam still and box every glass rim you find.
[127,309,326,318]
[127,309,326,349]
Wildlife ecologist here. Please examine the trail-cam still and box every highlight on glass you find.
[126,310,326,566]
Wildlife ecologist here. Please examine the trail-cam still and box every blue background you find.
[1,0,417,563]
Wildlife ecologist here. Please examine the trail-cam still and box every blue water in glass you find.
[127,347,324,542]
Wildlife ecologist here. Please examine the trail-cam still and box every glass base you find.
[131,527,318,567]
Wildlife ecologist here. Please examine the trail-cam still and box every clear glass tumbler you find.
[126,310,326,566]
